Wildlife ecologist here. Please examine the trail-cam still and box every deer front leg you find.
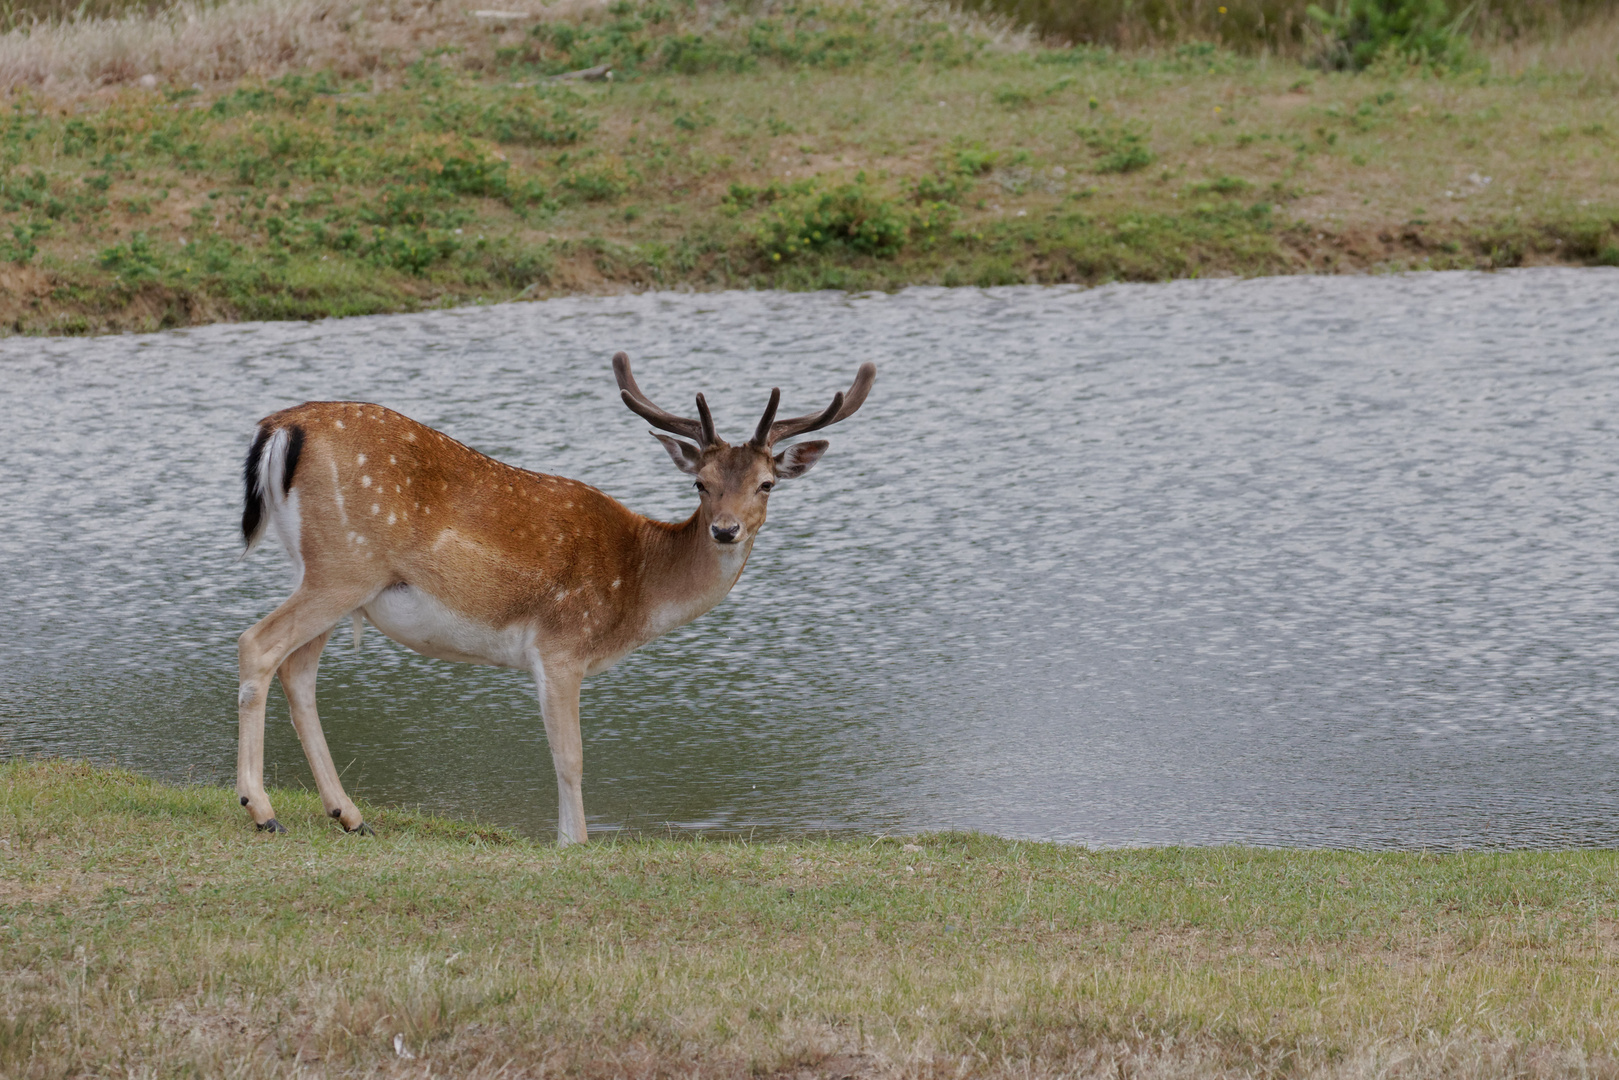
[278,630,370,835]
[534,659,587,846]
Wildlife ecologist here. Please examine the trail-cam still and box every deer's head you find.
[614,352,876,547]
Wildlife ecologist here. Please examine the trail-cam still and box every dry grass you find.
[1487,7,1619,78]
[4,759,1619,1078]
[0,0,1029,97]
[0,0,613,96]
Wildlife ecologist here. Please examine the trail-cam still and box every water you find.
[4,269,1619,848]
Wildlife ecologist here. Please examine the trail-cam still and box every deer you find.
[235,353,876,844]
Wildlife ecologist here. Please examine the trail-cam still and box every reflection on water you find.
[4,269,1619,848]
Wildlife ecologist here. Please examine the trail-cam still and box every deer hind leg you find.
[237,586,372,832]
[533,657,586,846]
[278,630,371,835]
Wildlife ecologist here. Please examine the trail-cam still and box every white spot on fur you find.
[356,454,367,466]
[371,504,380,515]
[388,512,397,524]
[335,420,345,429]
[329,459,349,528]
[361,475,372,488]
[389,456,397,464]
[611,579,621,589]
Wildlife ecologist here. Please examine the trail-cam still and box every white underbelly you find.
[362,584,532,668]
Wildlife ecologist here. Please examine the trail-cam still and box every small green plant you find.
[560,162,629,202]
[722,181,791,210]
[479,100,597,147]
[1190,175,1252,195]
[672,109,715,132]
[1078,122,1156,174]
[98,232,163,282]
[952,144,999,176]
[3,221,47,264]
[908,172,975,203]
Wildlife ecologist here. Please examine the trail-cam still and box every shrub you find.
[98,232,162,282]
[3,221,46,264]
[1307,0,1469,70]
[361,227,460,275]
[757,180,912,261]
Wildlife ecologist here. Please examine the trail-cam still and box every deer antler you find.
[756,362,877,446]
[614,352,711,445]
[750,388,781,447]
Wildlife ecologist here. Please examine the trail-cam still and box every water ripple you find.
[3,268,1618,848]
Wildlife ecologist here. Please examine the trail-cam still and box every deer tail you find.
[240,422,305,560]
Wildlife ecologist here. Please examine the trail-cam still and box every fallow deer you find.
[236,353,875,844]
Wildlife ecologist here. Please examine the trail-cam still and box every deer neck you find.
[635,511,754,639]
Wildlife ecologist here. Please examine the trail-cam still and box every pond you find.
[4,268,1619,848]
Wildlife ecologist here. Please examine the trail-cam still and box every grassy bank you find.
[0,0,1615,333]
[3,759,1619,1077]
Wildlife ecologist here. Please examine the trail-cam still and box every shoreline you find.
[1,0,1614,337]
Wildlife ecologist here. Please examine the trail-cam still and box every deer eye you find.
[759,482,774,494]
[693,481,708,493]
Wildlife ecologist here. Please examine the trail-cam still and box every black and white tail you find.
[240,423,304,558]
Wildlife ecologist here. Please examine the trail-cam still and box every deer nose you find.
[711,523,740,544]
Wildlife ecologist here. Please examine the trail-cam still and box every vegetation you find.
[4,758,1619,1077]
[955,0,1617,57]
[0,0,1615,333]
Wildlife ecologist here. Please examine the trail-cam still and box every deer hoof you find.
[257,818,287,833]
[349,821,375,836]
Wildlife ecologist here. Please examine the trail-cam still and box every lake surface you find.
[4,269,1619,849]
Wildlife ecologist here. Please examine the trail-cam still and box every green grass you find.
[0,0,1617,334]
[4,758,1619,1077]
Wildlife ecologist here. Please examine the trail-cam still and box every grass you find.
[4,758,1619,1077]
[0,0,1616,334]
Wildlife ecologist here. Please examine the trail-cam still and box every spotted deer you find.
[235,353,876,844]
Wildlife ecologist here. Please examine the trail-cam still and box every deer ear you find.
[773,440,829,480]
[652,432,703,475]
